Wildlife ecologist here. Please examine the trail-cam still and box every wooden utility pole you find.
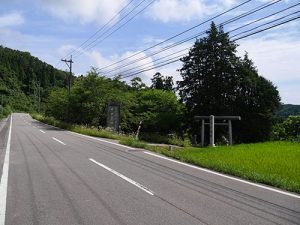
[0,95,3,115]
[38,81,41,113]
[61,55,74,94]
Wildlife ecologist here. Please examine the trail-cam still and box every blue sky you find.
[0,0,299,103]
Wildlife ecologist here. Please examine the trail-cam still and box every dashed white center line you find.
[89,158,154,196]
[39,130,46,134]
[52,137,66,145]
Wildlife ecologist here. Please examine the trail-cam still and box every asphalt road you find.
[0,113,299,225]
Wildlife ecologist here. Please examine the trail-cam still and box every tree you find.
[151,72,164,90]
[134,89,185,134]
[45,88,69,121]
[151,72,174,91]
[177,22,280,143]
[0,45,69,113]
[130,77,147,90]
[164,76,174,91]
[272,116,300,141]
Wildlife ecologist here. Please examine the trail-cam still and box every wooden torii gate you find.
[194,115,241,147]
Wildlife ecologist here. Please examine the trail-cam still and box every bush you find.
[272,116,300,142]
[31,113,123,140]
[31,113,73,130]
[0,105,12,119]
[139,132,191,147]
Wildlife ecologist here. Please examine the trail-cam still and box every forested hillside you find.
[277,104,300,119]
[0,23,285,144]
[0,45,68,115]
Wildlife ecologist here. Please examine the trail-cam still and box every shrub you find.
[272,116,300,142]
[139,132,190,147]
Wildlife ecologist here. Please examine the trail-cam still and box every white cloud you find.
[148,0,237,23]
[95,50,155,83]
[149,0,211,23]
[237,33,300,103]
[0,12,24,28]
[40,0,128,24]
[237,36,300,83]
[0,27,67,73]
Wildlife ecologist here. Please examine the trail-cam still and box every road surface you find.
[0,113,299,225]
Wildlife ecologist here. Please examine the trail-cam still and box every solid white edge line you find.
[30,116,135,150]
[0,114,12,224]
[70,132,135,150]
[143,151,300,199]
[52,137,66,146]
[39,130,46,134]
[89,158,154,196]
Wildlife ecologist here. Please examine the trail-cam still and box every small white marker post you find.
[210,115,215,147]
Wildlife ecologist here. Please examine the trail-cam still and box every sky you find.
[0,0,299,104]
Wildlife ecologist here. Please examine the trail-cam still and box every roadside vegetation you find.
[147,142,300,193]
[29,23,283,145]
[4,22,300,193]
[32,113,300,193]
[31,113,189,146]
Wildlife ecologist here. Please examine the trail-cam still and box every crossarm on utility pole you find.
[61,55,74,94]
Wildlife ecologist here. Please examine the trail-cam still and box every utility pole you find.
[1,95,3,115]
[38,81,41,113]
[61,55,74,94]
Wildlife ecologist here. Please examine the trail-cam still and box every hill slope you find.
[277,104,300,119]
[0,45,68,114]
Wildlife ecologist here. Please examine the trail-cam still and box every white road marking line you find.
[30,116,135,150]
[68,131,135,150]
[52,137,66,146]
[0,115,12,225]
[143,151,300,199]
[89,158,154,196]
[39,130,46,134]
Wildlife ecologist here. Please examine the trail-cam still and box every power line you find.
[73,0,156,59]
[103,0,283,75]
[64,0,137,59]
[233,15,300,41]
[108,2,300,77]
[98,0,254,71]
[56,0,144,68]
[112,47,190,76]
[231,10,300,38]
[118,13,300,80]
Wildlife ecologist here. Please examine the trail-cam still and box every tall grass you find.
[31,113,122,140]
[119,137,148,148]
[139,132,191,147]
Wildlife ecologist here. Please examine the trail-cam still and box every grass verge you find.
[31,113,123,140]
[31,113,300,193]
[119,137,148,148]
[148,142,300,193]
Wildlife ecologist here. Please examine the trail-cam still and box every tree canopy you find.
[1,25,285,144]
[0,45,69,115]
[46,69,184,135]
[151,72,174,91]
[177,22,280,142]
